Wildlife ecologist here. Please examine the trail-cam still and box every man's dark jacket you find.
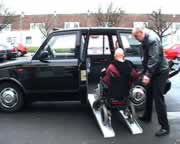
[142,31,169,77]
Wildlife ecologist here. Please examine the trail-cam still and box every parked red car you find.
[0,43,17,60]
[164,44,180,60]
[15,44,28,56]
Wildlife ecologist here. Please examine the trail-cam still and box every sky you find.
[2,0,180,15]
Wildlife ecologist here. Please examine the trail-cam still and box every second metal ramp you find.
[88,94,115,138]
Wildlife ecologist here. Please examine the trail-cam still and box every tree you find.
[38,15,55,37]
[95,7,105,27]
[95,2,124,27]
[0,3,15,31]
[146,9,175,42]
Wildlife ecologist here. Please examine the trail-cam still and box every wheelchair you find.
[93,69,146,131]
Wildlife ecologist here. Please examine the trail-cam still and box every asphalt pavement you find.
[0,56,179,144]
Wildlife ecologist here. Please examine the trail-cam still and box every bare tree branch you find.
[0,3,15,31]
[146,9,176,41]
[38,15,54,37]
[94,2,124,27]
[94,7,105,27]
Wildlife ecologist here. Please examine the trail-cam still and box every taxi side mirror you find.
[39,51,49,62]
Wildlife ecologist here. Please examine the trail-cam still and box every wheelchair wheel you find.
[100,104,110,126]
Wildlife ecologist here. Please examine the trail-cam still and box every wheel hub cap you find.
[0,88,18,108]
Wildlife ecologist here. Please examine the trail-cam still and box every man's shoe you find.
[155,128,170,137]
[138,116,151,123]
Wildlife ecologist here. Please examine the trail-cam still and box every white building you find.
[0,30,45,48]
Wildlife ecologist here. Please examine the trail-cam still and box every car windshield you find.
[120,33,142,56]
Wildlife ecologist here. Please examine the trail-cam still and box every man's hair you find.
[132,24,146,34]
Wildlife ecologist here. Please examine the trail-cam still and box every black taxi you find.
[0,27,142,112]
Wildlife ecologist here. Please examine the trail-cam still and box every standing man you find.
[132,26,170,137]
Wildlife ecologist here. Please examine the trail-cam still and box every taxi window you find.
[120,33,142,56]
[45,34,76,58]
[88,35,110,55]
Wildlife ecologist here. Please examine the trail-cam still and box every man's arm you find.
[145,40,161,78]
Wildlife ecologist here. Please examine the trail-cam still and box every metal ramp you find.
[88,94,115,138]
[119,110,143,135]
[88,94,143,138]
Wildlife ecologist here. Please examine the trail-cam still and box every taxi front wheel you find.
[0,82,24,112]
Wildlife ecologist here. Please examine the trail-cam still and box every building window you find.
[176,35,180,42]
[104,22,112,27]
[64,22,80,29]
[30,23,45,31]
[133,21,148,27]
[172,22,180,31]
[26,36,32,44]
[6,37,16,44]
[6,37,11,43]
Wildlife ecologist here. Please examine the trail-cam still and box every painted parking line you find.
[167,112,180,120]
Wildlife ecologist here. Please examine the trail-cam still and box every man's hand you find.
[142,75,150,86]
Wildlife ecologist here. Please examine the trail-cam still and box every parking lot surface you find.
[0,56,179,144]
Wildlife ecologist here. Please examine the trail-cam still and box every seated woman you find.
[93,48,140,109]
